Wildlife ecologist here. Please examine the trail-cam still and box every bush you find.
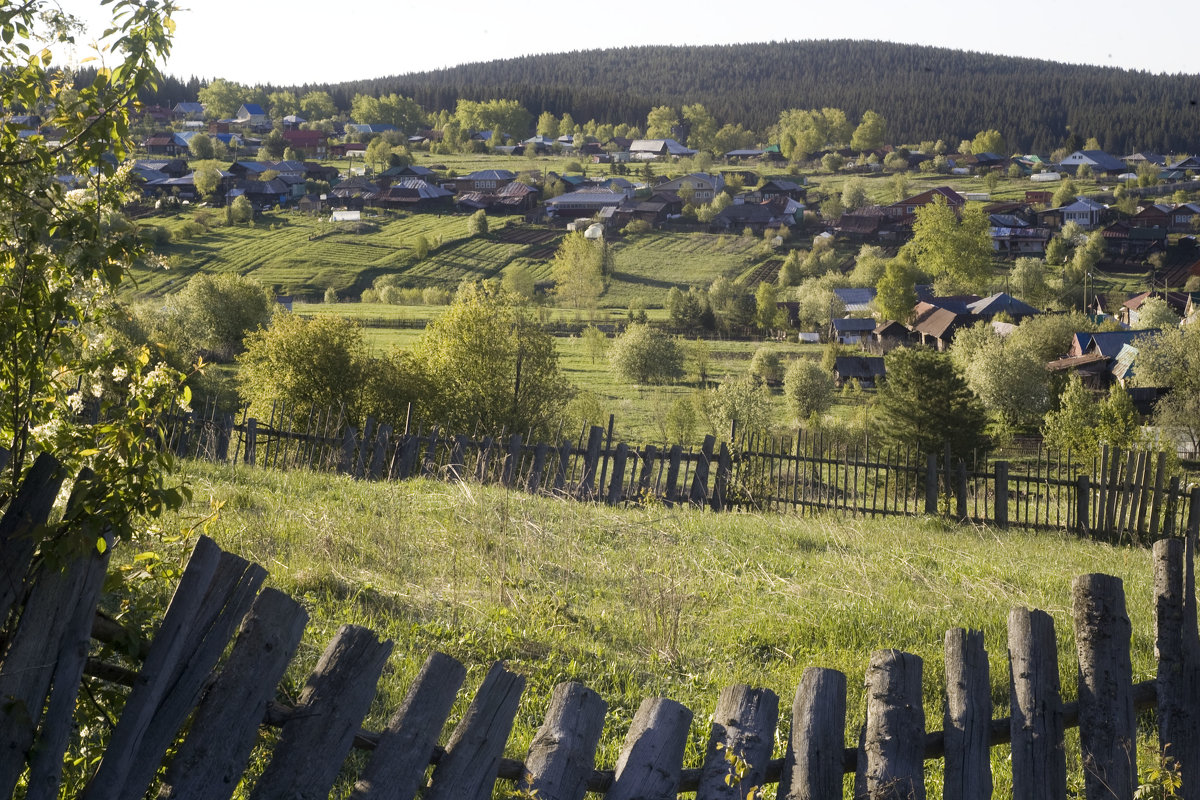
[621,219,652,236]
[467,209,489,236]
[421,287,452,305]
[749,347,784,385]
[783,359,835,421]
[609,323,684,384]
[324,286,339,304]
[237,314,370,421]
[703,376,771,438]
[231,195,253,223]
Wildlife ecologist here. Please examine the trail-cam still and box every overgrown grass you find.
[121,460,1160,797]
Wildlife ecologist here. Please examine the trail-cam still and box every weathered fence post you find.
[426,662,526,800]
[421,428,441,478]
[553,440,571,493]
[159,589,309,800]
[780,667,846,800]
[576,426,604,499]
[502,433,523,487]
[351,652,467,800]
[1152,538,1200,793]
[690,434,716,507]
[1073,574,1136,800]
[995,461,1009,528]
[368,424,391,480]
[0,504,109,799]
[665,445,683,505]
[711,442,731,512]
[638,444,657,499]
[517,682,608,800]
[448,434,467,482]
[1077,474,1091,536]
[606,443,628,506]
[0,454,63,625]
[1008,607,1067,800]
[943,628,991,800]
[248,624,393,800]
[925,453,938,515]
[84,538,267,800]
[862,650,925,800]
[527,442,549,493]
[698,684,779,799]
[607,697,693,800]
[245,417,257,465]
[337,426,357,475]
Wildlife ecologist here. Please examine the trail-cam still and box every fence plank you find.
[249,624,393,800]
[1073,574,1136,800]
[1077,475,1091,536]
[577,426,604,499]
[665,445,683,505]
[0,528,110,799]
[528,442,549,493]
[943,628,991,800]
[84,538,266,800]
[368,425,391,480]
[1152,538,1200,793]
[697,684,779,799]
[955,459,969,523]
[0,453,64,626]
[159,588,309,800]
[690,435,716,507]
[1009,607,1067,800]
[638,445,657,499]
[502,433,523,487]
[422,429,441,478]
[779,667,845,800]
[607,697,693,800]
[1147,452,1167,539]
[862,650,925,800]
[606,443,629,506]
[553,440,571,493]
[995,462,1009,528]
[712,442,731,512]
[351,651,467,800]
[426,661,525,800]
[518,681,608,800]
[448,434,467,482]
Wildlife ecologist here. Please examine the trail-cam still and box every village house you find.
[883,186,966,225]
[629,139,697,160]
[654,173,725,203]
[1058,150,1127,176]
[832,356,886,388]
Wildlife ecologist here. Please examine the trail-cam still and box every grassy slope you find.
[131,460,1159,796]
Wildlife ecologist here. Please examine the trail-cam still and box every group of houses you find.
[836,181,1200,264]
[803,283,1199,405]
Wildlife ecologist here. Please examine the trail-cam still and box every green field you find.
[108,461,1162,798]
[136,211,506,298]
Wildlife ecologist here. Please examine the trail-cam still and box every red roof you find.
[282,130,326,147]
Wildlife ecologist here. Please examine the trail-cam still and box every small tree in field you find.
[783,359,835,421]
[231,195,254,223]
[468,209,488,236]
[609,323,684,384]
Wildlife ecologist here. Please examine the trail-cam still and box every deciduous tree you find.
[551,233,607,308]
[902,197,992,294]
[850,110,887,151]
[609,323,684,384]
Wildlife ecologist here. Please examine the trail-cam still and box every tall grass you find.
[122,460,1160,797]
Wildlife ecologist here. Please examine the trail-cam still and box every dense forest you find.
[142,41,1200,154]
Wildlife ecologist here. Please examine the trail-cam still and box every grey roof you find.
[462,169,516,181]
[833,287,877,312]
[834,356,886,379]
[1065,150,1126,171]
[1084,330,1157,359]
[967,292,1039,317]
[832,317,877,332]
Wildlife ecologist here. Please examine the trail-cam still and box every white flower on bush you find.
[111,365,128,382]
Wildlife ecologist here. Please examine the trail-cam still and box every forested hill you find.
[316,40,1200,154]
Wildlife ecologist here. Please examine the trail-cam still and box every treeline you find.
[136,41,1198,155]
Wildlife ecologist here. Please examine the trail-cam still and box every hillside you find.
[106,459,1161,795]
[296,40,1200,154]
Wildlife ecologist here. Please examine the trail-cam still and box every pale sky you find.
[54,0,1200,86]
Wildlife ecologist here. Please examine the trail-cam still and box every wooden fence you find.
[2,452,1200,799]
[167,401,1199,543]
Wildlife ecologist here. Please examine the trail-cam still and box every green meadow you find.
[114,460,1162,798]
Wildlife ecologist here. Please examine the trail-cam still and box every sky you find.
[53,0,1200,86]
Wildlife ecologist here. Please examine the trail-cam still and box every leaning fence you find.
[2,451,1200,799]
[165,400,1199,544]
